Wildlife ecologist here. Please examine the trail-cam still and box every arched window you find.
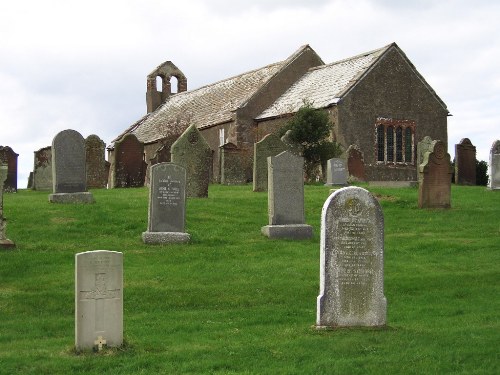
[156,76,162,92]
[396,127,403,162]
[386,126,394,162]
[405,128,413,162]
[377,125,385,162]
[170,76,178,94]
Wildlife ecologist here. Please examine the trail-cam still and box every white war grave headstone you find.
[142,162,190,244]
[75,250,123,351]
[261,151,313,239]
[317,186,386,328]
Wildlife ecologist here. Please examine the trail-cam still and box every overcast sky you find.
[1,0,499,186]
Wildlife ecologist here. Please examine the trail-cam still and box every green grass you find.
[0,184,499,374]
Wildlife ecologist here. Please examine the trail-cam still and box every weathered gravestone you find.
[347,145,366,182]
[253,133,288,192]
[171,124,211,198]
[220,142,251,185]
[32,146,52,191]
[85,134,108,189]
[418,140,452,209]
[75,250,123,351]
[110,133,146,188]
[489,140,500,190]
[325,158,348,186]
[417,136,435,184]
[142,163,190,244]
[49,129,94,204]
[0,164,15,249]
[280,130,302,156]
[261,151,313,239]
[0,146,18,192]
[317,186,386,328]
[455,138,476,185]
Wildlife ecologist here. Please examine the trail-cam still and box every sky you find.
[1,0,499,187]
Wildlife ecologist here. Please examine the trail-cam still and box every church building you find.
[110,43,449,184]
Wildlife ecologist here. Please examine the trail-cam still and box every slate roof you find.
[256,43,448,120]
[113,60,286,144]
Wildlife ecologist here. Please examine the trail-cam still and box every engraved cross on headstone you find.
[94,335,107,351]
[80,273,120,332]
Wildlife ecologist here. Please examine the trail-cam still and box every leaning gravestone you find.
[75,250,123,351]
[110,133,146,188]
[489,140,500,190]
[0,146,18,192]
[417,136,435,184]
[253,133,288,192]
[0,164,15,249]
[325,158,348,186]
[455,138,476,185]
[85,134,108,189]
[317,186,386,328]
[418,140,452,208]
[49,129,94,204]
[261,151,312,239]
[32,146,52,191]
[171,124,211,198]
[142,163,190,244]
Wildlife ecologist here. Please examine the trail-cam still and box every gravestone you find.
[85,135,108,189]
[0,164,15,249]
[171,124,211,198]
[325,158,348,186]
[75,250,123,351]
[489,140,500,190]
[32,146,52,191]
[110,133,146,188]
[142,163,190,244]
[261,151,312,239]
[49,129,94,204]
[253,133,288,192]
[317,186,386,328]
[418,140,452,208]
[0,146,18,192]
[455,138,476,185]
[346,145,366,182]
[417,136,434,184]
[280,130,302,156]
[220,142,251,185]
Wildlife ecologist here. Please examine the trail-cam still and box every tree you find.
[278,102,342,180]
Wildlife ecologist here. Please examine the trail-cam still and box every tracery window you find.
[375,118,415,164]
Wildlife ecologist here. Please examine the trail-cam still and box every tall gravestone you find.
[346,145,366,182]
[253,134,288,192]
[49,129,94,204]
[171,124,211,198]
[220,142,251,185]
[455,138,476,185]
[75,250,123,351]
[317,186,386,328]
[418,140,452,208]
[489,140,500,190]
[417,136,434,184]
[85,135,108,189]
[325,158,348,186]
[110,133,146,188]
[0,146,18,192]
[142,163,190,244]
[261,151,312,239]
[0,164,15,249]
[32,146,52,191]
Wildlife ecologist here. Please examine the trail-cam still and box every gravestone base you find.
[142,231,190,244]
[0,239,16,249]
[261,224,313,239]
[325,182,348,187]
[49,192,95,204]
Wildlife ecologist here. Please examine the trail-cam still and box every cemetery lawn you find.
[1,184,499,374]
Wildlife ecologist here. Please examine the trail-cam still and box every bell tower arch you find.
[146,61,187,113]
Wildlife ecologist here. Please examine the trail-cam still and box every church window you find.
[405,127,413,162]
[375,118,415,165]
[219,128,225,147]
[396,127,403,162]
[377,125,385,162]
[386,126,394,162]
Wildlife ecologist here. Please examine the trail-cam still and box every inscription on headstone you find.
[489,140,500,190]
[171,124,211,198]
[455,138,476,185]
[261,151,312,239]
[0,164,15,249]
[325,158,348,186]
[418,140,452,208]
[49,129,94,203]
[317,186,386,328]
[253,133,288,192]
[142,163,190,244]
[75,250,123,351]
